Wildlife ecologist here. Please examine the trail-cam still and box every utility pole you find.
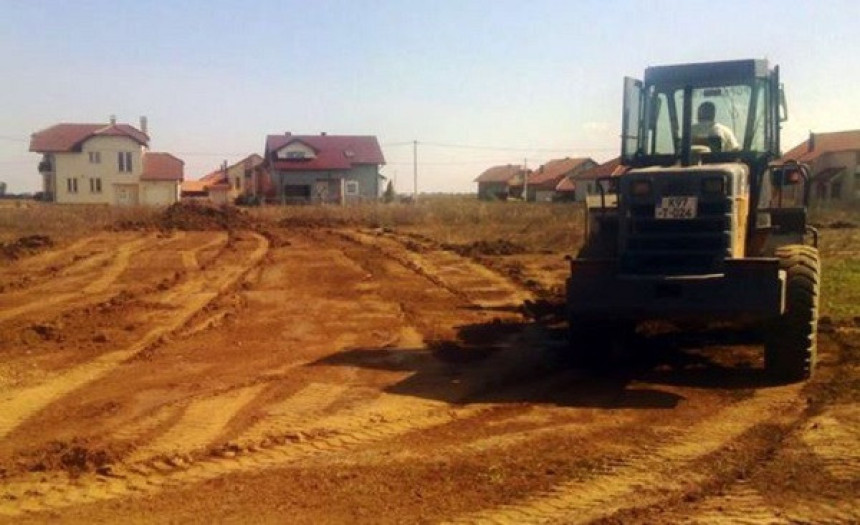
[413,140,418,201]
[523,157,528,201]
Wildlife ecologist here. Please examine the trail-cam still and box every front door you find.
[114,184,139,206]
[314,181,329,203]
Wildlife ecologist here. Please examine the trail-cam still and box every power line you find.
[172,151,251,157]
[418,140,618,153]
[0,135,29,143]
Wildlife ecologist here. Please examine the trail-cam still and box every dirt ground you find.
[0,205,858,524]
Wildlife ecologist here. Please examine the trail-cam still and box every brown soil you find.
[0,235,53,262]
[0,217,857,524]
[442,239,528,257]
[114,201,261,232]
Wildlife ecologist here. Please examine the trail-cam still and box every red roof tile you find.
[29,123,149,152]
[574,157,628,180]
[141,152,184,181]
[782,130,860,163]
[555,177,576,192]
[474,164,527,183]
[528,157,595,189]
[265,134,385,171]
[200,169,227,184]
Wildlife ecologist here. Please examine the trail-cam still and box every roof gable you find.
[265,134,385,171]
[141,152,184,181]
[474,164,526,183]
[574,157,627,180]
[30,123,149,152]
[528,157,596,188]
[783,130,860,163]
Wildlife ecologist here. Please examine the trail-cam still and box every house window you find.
[90,178,102,193]
[285,151,306,159]
[67,177,78,193]
[88,151,101,163]
[831,181,842,200]
[118,152,133,172]
[345,180,359,196]
[234,177,241,190]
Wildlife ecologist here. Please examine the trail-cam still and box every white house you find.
[30,117,183,206]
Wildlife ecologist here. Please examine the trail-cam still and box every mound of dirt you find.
[0,234,53,261]
[114,202,259,232]
[9,439,125,477]
[442,239,527,257]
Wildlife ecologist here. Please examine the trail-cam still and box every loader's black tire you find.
[764,245,820,382]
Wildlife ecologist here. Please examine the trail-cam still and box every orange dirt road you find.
[0,227,857,524]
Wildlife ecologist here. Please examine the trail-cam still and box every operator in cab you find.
[692,101,740,152]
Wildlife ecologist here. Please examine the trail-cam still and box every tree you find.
[382,180,395,203]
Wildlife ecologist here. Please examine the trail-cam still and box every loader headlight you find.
[702,177,725,195]
[631,180,652,196]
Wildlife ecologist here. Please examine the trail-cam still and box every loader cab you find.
[622,59,785,171]
[612,59,806,261]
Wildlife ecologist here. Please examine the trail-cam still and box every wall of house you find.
[226,163,245,201]
[208,188,230,206]
[52,135,144,205]
[271,165,380,204]
[811,151,859,201]
[140,181,180,206]
[344,164,381,201]
[477,182,508,200]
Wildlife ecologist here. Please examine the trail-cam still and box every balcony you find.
[38,160,54,173]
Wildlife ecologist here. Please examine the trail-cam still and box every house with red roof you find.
[264,133,385,204]
[29,117,184,206]
[526,157,597,202]
[781,130,860,203]
[474,164,528,200]
[181,154,267,205]
[562,156,628,202]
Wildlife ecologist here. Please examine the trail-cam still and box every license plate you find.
[655,196,697,219]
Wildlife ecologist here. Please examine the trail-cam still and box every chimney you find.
[284,131,291,136]
[109,115,117,126]
[140,116,148,135]
[321,132,327,136]
[808,131,815,153]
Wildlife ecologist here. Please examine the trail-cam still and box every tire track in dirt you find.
[0,232,269,439]
[0,227,541,518]
[676,484,860,525]
[674,485,788,524]
[110,404,186,444]
[238,382,350,445]
[0,235,152,323]
[128,384,266,462]
[82,235,152,294]
[338,230,534,309]
[0,235,109,294]
[445,385,804,525]
[799,404,860,481]
[0,397,492,518]
[177,232,228,271]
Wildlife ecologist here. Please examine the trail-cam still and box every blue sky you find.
[1,0,858,193]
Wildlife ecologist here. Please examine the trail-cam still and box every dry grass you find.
[251,197,586,254]
[0,202,161,244]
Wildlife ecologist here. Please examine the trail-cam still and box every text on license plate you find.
[655,196,697,219]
